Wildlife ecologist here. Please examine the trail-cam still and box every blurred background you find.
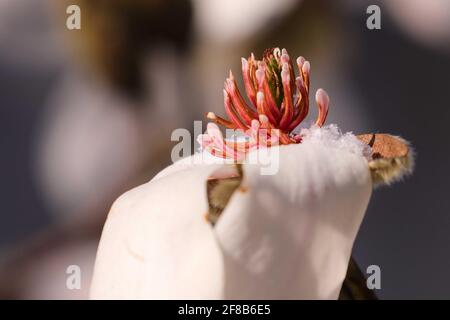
[0,0,449,299]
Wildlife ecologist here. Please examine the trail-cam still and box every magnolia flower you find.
[90,48,413,299]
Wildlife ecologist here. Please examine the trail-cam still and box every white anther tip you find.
[257,91,264,101]
[302,61,310,73]
[259,114,269,122]
[315,88,330,105]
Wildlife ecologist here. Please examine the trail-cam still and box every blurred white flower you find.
[193,0,301,44]
[385,0,450,50]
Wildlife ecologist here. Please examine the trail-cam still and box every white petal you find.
[214,138,372,299]
[90,164,224,299]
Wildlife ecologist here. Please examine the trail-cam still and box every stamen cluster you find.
[199,48,330,160]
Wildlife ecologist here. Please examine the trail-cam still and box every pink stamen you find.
[206,123,240,159]
[315,88,330,127]
[287,76,309,132]
[256,91,277,125]
[301,61,310,93]
[225,71,258,125]
[279,63,295,130]
[241,58,257,108]
[223,89,248,131]
[281,48,296,92]
[206,112,238,129]
[201,48,330,160]
[256,64,280,123]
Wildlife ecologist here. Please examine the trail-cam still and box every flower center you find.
[198,47,330,160]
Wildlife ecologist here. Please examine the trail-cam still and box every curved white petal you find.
[91,125,373,299]
[90,164,224,299]
[214,137,372,299]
